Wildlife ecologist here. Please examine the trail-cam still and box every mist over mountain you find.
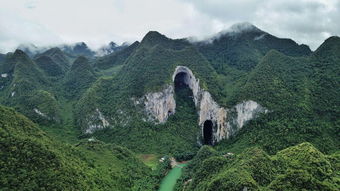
[0,22,339,191]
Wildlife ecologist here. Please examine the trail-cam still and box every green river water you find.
[159,164,187,191]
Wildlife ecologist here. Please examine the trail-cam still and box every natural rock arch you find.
[172,66,200,105]
[203,120,213,145]
[174,72,190,90]
[143,65,267,145]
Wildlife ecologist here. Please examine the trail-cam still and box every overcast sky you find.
[0,0,339,53]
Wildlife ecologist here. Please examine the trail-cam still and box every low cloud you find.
[182,0,340,50]
[0,0,339,53]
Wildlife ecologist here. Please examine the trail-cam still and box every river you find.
[159,163,187,191]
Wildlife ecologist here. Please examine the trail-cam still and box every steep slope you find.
[61,42,95,58]
[195,23,311,72]
[63,56,97,98]
[235,50,312,112]
[34,47,72,72]
[176,143,339,191]
[75,31,220,153]
[1,49,48,102]
[310,36,340,119]
[96,41,129,56]
[0,105,156,190]
[0,28,339,190]
[75,32,339,155]
[214,37,339,154]
[0,50,61,123]
[35,55,64,76]
[114,31,217,97]
[17,43,46,57]
[94,41,139,70]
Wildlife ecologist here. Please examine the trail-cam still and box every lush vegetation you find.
[0,25,339,190]
[63,56,97,98]
[83,79,200,154]
[0,105,157,190]
[175,143,339,191]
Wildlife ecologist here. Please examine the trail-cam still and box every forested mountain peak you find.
[314,36,340,57]
[60,42,95,58]
[13,49,30,60]
[0,21,339,191]
[37,47,64,57]
[140,31,171,46]
[71,56,89,69]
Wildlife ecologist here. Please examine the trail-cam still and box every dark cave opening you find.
[203,120,213,145]
[172,71,196,126]
[174,71,193,101]
[174,72,189,90]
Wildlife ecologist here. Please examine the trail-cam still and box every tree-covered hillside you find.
[175,143,339,191]
[0,105,156,190]
[213,36,339,155]
[0,23,339,190]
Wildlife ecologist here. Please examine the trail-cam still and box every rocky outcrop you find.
[198,91,228,143]
[234,100,267,129]
[143,66,200,123]
[81,65,268,139]
[85,108,110,134]
[198,94,267,144]
[33,108,48,118]
[144,85,176,123]
[143,66,268,144]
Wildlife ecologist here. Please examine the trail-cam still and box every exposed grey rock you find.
[33,108,61,122]
[144,85,176,123]
[143,66,200,123]
[234,100,268,129]
[33,108,48,118]
[85,108,110,134]
[199,91,228,143]
[83,65,268,139]
[143,66,268,144]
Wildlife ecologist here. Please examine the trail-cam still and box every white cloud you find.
[0,9,62,53]
[182,0,340,50]
[0,0,339,53]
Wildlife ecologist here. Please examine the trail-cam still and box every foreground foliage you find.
[0,105,156,190]
[176,143,340,191]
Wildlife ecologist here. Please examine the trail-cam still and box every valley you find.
[0,23,339,190]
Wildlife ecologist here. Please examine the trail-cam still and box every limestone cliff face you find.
[143,66,200,123]
[143,66,268,144]
[198,91,228,143]
[144,85,176,123]
[82,65,267,141]
[234,100,267,130]
[85,108,110,134]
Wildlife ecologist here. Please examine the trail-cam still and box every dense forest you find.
[0,23,339,190]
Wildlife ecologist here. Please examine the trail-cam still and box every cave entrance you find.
[203,120,213,145]
[173,71,195,121]
[174,72,189,90]
[174,71,193,99]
